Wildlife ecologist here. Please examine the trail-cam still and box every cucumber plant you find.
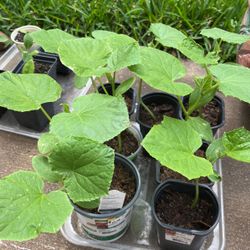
[0,72,129,241]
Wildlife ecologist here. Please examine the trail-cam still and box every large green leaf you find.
[129,47,193,96]
[48,136,114,203]
[210,64,250,104]
[50,93,129,143]
[30,29,76,53]
[58,37,111,77]
[0,72,62,111]
[207,128,250,163]
[201,28,250,44]
[150,23,219,65]
[32,155,62,183]
[142,117,213,180]
[0,171,73,241]
[93,30,141,72]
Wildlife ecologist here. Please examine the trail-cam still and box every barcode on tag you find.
[98,190,126,211]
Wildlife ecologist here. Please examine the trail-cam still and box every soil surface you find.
[82,163,136,213]
[139,102,176,127]
[15,31,26,42]
[124,94,133,113]
[159,146,211,185]
[105,129,138,156]
[187,99,221,127]
[156,188,214,230]
[34,61,51,74]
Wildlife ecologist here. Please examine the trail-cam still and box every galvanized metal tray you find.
[0,45,92,139]
[61,152,225,250]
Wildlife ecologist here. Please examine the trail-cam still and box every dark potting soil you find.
[124,94,133,113]
[140,102,175,127]
[15,31,26,42]
[105,129,138,156]
[159,148,211,185]
[34,61,51,74]
[187,99,221,127]
[156,188,214,230]
[82,163,136,213]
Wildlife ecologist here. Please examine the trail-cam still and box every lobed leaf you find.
[0,171,73,241]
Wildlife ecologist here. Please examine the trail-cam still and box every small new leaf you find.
[115,77,135,96]
[38,133,59,155]
[23,33,33,50]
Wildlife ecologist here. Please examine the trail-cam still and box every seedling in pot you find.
[0,72,130,241]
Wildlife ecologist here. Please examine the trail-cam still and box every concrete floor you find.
[0,62,250,249]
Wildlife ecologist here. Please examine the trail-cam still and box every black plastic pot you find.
[98,83,136,116]
[136,92,181,137]
[152,180,220,250]
[11,102,54,131]
[13,52,57,79]
[180,95,225,135]
[0,70,7,118]
[155,142,213,187]
[72,153,141,242]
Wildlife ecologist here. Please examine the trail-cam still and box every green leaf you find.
[50,93,129,143]
[61,103,70,113]
[0,34,9,43]
[206,137,225,163]
[201,28,250,44]
[142,117,213,180]
[186,117,213,142]
[208,170,222,182]
[30,29,76,53]
[32,156,62,183]
[210,64,250,104]
[0,171,73,241]
[150,23,219,65]
[38,133,59,155]
[129,47,193,96]
[48,136,114,203]
[23,33,33,50]
[77,198,100,209]
[74,75,89,89]
[58,37,111,77]
[115,77,135,96]
[22,59,35,74]
[0,72,62,111]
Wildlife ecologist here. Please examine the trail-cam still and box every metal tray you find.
[0,45,92,139]
[61,153,225,250]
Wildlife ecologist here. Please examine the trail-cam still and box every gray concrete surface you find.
[0,62,250,249]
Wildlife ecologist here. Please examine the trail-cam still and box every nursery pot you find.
[11,102,54,132]
[180,95,225,135]
[152,180,220,250]
[0,70,7,118]
[73,153,141,242]
[13,52,57,79]
[136,92,181,137]
[98,83,136,116]
[10,25,41,51]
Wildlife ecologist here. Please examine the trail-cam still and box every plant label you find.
[165,229,194,245]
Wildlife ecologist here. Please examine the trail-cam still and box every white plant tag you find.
[98,190,126,212]
[165,229,194,245]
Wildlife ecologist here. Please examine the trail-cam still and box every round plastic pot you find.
[152,180,220,250]
[98,83,136,116]
[180,95,225,135]
[136,92,181,137]
[72,153,141,242]
[11,102,54,132]
[10,25,41,51]
[155,142,214,187]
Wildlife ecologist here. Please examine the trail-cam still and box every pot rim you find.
[152,179,220,236]
[72,153,141,218]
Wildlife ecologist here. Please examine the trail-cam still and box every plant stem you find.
[106,72,115,96]
[91,77,97,92]
[137,79,156,120]
[191,179,199,209]
[40,105,52,122]
[117,134,122,153]
[177,96,189,120]
[97,77,109,95]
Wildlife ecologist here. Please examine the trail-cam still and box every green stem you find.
[138,79,156,120]
[117,134,122,153]
[191,179,199,209]
[177,96,189,120]
[91,77,97,92]
[97,77,109,95]
[40,105,52,122]
[106,72,115,96]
